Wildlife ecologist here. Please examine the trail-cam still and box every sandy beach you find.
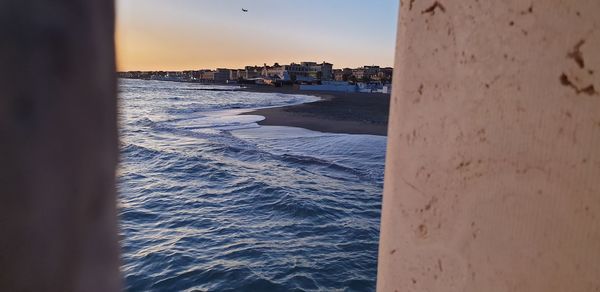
[240,85,390,136]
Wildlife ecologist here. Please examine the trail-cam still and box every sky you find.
[116,0,399,71]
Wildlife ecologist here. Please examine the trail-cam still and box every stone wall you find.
[378,0,599,291]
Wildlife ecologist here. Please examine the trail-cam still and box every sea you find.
[117,79,387,291]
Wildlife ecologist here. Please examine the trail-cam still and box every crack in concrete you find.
[567,40,586,68]
[422,1,446,15]
[560,73,598,96]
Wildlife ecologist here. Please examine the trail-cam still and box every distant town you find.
[118,62,393,93]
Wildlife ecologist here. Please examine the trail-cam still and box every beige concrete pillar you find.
[378,0,600,291]
[0,0,120,291]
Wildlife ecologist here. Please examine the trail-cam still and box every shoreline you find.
[119,79,390,136]
[239,85,390,136]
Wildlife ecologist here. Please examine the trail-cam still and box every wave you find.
[118,79,384,291]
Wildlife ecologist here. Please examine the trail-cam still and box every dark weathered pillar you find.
[0,0,120,291]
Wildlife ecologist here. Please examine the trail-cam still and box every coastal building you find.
[334,68,353,81]
[244,66,262,79]
[260,61,333,82]
[363,65,380,76]
[321,63,333,81]
[381,67,394,77]
[301,62,333,81]
[352,68,366,80]
[286,63,312,81]
[214,68,230,82]
[237,69,246,80]
[199,69,230,82]
[261,63,310,82]
[229,69,245,81]
[200,70,215,81]
[262,63,288,80]
[354,66,378,81]
[350,66,393,83]
[374,67,394,82]
[117,62,391,84]
[182,70,207,81]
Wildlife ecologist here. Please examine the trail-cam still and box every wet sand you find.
[240,86,390,136]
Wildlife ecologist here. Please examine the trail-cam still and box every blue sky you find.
[116,0,399,70]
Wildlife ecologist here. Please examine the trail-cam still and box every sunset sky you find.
[116,0,399,71]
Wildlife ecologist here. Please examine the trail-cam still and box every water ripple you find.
[118,79,385,291]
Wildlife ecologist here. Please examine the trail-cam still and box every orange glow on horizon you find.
[115,0,397,72]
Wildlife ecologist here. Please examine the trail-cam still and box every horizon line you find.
[117,63,394,73]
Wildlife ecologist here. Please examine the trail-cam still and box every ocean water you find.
[118,79,387,291]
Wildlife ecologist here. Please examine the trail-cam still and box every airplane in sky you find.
[242,8,248,12]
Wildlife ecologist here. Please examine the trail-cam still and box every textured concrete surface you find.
[378,0,599,291]
[0,0,120,291]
